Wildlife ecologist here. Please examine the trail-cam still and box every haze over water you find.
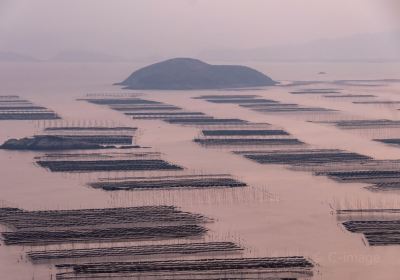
[1,1,400,280]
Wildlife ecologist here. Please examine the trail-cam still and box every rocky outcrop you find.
[0,135,104,150]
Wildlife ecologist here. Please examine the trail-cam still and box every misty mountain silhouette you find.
[50,50,125,62]
[202,31,400,62]
[0,51,38,62]
[117,58,277,90]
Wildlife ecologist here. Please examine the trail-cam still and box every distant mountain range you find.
[0,50,128,62]
[2,31,399,63]
[0,51,38,62]
[49,50,126,62]
[201,31,400,62]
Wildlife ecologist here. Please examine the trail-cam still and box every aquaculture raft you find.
[44,126,137,132]
[374,138,400,147]
[27,241,242,262]
[37,159,182,172]
[34,134,134,145]
[43,126,137,145]
[55,256,314,280]
[194,124,302,148]
[0,206,210,245]
[237,149,371,165]
[338,209,400,246]
[80,96,250,125]
[2,224,207,245]
[89,174,247,190]
[290,88,341,95]
[0,95,59,120]
[202,129,289,136]
[194,94,336,113]
[0,206,209,230]
[315,119,400,129]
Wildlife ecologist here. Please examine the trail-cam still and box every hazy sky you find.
[0,0,399,59]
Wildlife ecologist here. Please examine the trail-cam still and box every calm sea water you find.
[1,61,400,92]
[0,61,400,280]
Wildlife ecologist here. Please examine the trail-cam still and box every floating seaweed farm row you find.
[312,119,400,149]
[0,125,187,173]
[1,121,251,191]
[37,158,182,172]
[307,94,400,155]
[3,224,208,246]
[194,94,336,113]
[0,205,208,231]
[337,209,400,246]
[28,241,243,262]
[43,126,138,144]
[80,96,304,148]
[290,88,342,95]
[90,174,247,191]
[190,94,400,191]
[0,205,314,279]
[0,95,317,279]
[81,96,254,125]
[35,150,249,192]
[0,204,213,280]
[235,149,371,165]
[1,124,251,195]
[317,166,400,192]
[55,256,314,280]
[0,123,310,278]
[233,148,400,192]
[81,97,207,120]
[316,119,400,129]
[0,205,209,246]
[352,100,400,105]
[194,94,400,149]
[194,123,303,148]
[36,134,134,145]
[89,174,247,191]
[0,123,185,173]
[34,150,182,172]
[201,129,290,136]
[290,88,379,101]
[191,95,396,191]
[324,94,376,99]
[235,146,400,191]
[194,137,303,146]
[288,87,400,108]
[0,95,59,120]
